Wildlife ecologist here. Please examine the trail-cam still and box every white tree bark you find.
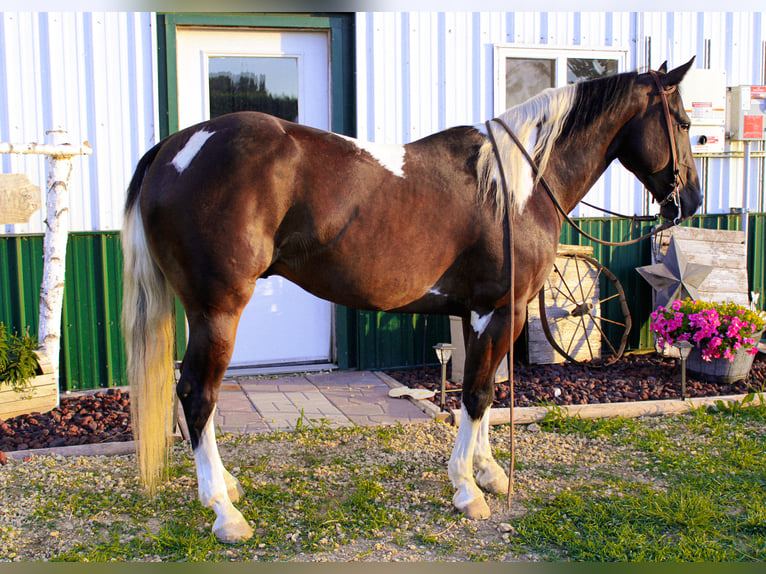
[37,129,73,384]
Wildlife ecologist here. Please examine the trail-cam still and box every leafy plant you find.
[0,323,40,392]
[650,298,765,362]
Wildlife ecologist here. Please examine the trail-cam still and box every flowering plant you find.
[650,299,765,362]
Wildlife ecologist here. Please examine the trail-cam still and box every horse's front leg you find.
[179,314,254,543]
[448,306,512,519]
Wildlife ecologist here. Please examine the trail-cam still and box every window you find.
[494,46,626,113]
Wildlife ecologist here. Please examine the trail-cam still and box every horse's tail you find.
[121,143,177,494]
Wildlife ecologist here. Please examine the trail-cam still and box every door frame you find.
[156,12,357,368]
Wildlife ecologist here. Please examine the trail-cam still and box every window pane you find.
[567,58,618,84]
[208,57,299,122]
[505,58,555,108]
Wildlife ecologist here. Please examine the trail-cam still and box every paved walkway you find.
[194,370,437,436]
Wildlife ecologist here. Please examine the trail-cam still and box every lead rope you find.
[484,121,515,504]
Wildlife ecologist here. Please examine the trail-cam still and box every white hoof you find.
[223,470,245,503]
[213,513,254,544]
[455,494,491,520]
[476,466,510,495]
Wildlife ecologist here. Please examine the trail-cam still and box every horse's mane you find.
[477,71,639,217]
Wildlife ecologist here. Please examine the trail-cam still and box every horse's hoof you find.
[224,476,245,503]
[214,518,254,544]
[456,496,491,520]
[476,472,509,495]
[222,468,245,503]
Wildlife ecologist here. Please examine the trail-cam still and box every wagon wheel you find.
[537,254,631,366]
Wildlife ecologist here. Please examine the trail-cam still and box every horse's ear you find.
[657,61,668,73]
[663,56,696,86]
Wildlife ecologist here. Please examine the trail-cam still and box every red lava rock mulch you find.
[386,352,766,412]
[0,388,132,456]
[1,352,763,457]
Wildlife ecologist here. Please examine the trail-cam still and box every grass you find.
[515,399,766,560]
[2,397,764,561]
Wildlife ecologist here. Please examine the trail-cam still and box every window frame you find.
[493,44,628,115]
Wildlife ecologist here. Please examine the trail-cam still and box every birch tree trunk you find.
[37,129,73,384]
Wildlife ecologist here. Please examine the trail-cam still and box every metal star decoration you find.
[637,236,714,308]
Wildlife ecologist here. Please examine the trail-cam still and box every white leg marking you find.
[470,310,494,338]
[337,134,406,178]
[448,404,491,519]
[474,408,510,494]
[194,408,253,543]
[172,129,215,173]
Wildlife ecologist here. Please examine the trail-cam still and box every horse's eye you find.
[679,122,691,131]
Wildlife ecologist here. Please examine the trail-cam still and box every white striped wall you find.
[356,11,766,218]
[1,11,764,235]
[0,12,157,234]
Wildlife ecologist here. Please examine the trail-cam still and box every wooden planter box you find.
[0,352,58,420]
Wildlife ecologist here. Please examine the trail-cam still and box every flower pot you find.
[685,332,762,384]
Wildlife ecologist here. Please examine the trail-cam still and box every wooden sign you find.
[652,226,749,306]
[0,173,41,224]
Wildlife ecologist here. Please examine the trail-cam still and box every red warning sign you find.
[743,115,764,139]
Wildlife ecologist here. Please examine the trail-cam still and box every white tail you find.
[121,200,176,493]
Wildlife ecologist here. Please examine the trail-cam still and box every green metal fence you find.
[1,213,764,390]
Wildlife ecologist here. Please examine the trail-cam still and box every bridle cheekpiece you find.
[649,69,685,224]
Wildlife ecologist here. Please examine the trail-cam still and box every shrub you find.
[0,323,40,392]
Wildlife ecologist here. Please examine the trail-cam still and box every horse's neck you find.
[546,91,641,214]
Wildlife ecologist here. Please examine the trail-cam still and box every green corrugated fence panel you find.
[0,235,44,337]
[0,232,127,391]
[747,213,766,313]
[61,233,126,390]
[354,310,451,371]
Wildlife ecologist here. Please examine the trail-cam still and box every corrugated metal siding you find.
[354,312,451,371]
[0,12,157,235]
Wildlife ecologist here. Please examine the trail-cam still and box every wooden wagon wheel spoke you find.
[537,253,631,365]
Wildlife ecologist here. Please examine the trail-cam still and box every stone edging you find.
[373,371,763,428]
[449,393,765,427]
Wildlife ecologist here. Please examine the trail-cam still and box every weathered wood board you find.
[651,226,749,306]
[527,245,600,364]
[0,173,41,224]
[0,353,57,420]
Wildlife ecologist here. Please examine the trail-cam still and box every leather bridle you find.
[649,70,685,224]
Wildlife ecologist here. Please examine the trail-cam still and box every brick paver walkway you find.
[210,370,434,435]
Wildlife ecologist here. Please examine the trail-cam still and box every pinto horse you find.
[122,59,701,542]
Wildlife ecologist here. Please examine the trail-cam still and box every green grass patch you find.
[511,400,766,561]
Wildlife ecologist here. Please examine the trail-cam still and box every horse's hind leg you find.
[448,306,512,519]
[177,311,254,543]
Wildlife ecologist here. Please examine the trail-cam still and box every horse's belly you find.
[274,255,442,312]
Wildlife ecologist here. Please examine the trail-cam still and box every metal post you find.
[440,361,447,411]
[742,140,751,251]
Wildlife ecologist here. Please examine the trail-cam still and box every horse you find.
[121,58,701,543]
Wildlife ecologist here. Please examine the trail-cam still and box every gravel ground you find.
[0,418,658,561]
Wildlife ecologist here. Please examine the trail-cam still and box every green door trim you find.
[155,12,357,367]
[157,13,356,139]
